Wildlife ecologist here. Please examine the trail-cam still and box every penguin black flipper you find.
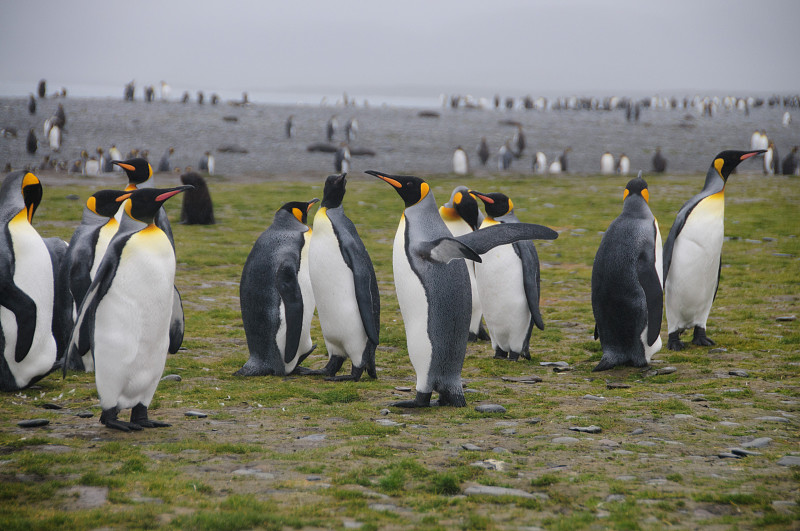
[513,240,544,331]
[418,237,481,264]
[1,283,37,363]
[638,234,664,347]
[65,234,129,375]
[662,194,704,281]
[168,287,184,354]
[276,262,304,364]
[456,222,558,255]
[339,227,380,346]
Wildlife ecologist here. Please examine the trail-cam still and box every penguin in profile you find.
[66,185,192,431]
[439,186,489,342]
[367,170,558,407]
[334,143,350,173]
[592,173,663,370]
[0,171,58,391]
[452,146,469,175]
[345,118,358,143]
[112,158,184,353]
[48,124,61,152]
[28,94,36,115]
[512,125,526,157]
[179,172,215,225]
[663,149,764,351]
[617,153,631,175]
[309,174,379,380]
[533,152,547,174]
[199,151,215,175]
[477,137,490,166]
[61,190,129,371]
[326,115,338,142]
[471,191,545,360]
[498,141,513,170]
[237,198,319,376]
[108,145,123,169]
[26,129,37,155]
[285,115,295,138]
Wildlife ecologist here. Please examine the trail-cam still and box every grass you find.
[1,170,798,529]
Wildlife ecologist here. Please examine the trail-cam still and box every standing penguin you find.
[285,115,295,138]
[600,152,615,174]
[179,172,215,225]
[237,198,319,376]
[367,170,558,407]
[470,191,545,361]
[439,186,489,341]
[663,149,764,351]
[592,173,663,370]
[26,129,37,155]
[61,190,129,371]
[158,147,174,173]
[477,137,490,167]
[66,186,192,431]
[111,158,184,352]
[452,147,469,175]
[0,171,58,391]
[309,174,379,380]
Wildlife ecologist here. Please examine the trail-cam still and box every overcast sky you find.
[1,0,798,99]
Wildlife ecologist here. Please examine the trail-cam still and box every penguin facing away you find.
[237,198,320,377]
[65,185,192,431]
[470,191,545,361]
[0,171,58,391]
[367,170,558,407]
[592,173,663,371]
[61,190,129,371]
[438,186,489,342]
[309,174,379,381]
[663,149,765,351]
[179,172,215,225]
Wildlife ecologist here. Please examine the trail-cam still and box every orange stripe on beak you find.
[115,162,135,171]
[116,193,132,202]
[377,175,402,188]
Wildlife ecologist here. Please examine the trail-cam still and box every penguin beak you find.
[740,150,766,161]
[366,170,401,188]
[155,185,194,202]
[112,161,135,172]
[115,192,132,203]
[470,191,494,204]
[306,198,320,212]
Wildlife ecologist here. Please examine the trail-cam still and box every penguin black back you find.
[179,172,215,225]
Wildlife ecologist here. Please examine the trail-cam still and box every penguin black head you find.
[623,172,650,203]
[279,198,319,225]
[470,191,513,219]
[711,150,766,181]
[366,170,429,208]
[117,185,193,224]
[320,173,347,209]
[444,186,481,230]
[112,158,152,189]
[21,172,43,223]
[87,189,130,217]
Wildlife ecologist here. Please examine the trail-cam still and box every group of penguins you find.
[0,148,765,430]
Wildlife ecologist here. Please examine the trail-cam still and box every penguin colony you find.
[0,145,768,429]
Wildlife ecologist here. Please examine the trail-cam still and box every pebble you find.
[598,439,619,447]
[495,421,518,427]
[728,369,749,377]
[654,366,677,375]
[730,448,761,457]
[343,521,363,529]
[379,409,390,416]
[375,419,405,428]
[615,475,637,482]
[718,421,740,427]
[741,437,772,449]
[75,411,93,418]
[569,425,602,434]
[232,469,275,480]
[63,486,108,509]
[475,404,506,414]
[756,416,790,423]
[500,429,516,436]
[540,361,569,368]
[606,494,626,503]
[709,347,728,353]
[777,456,800,467]
[297,434,326,441]
[471,459,505,471]
[631,428,644,435]
[161,374,182,382]
[527,418,542,425]
[464,485,543,499]
[501,375,542,384]
[462,443,482,451]
[394,386,412,392]
[552,437,580,444]
[772,500,798,511]
[493,447,510,453]
[776,315,797,322]
[718,453,742,459]
[582,394,606,401]
[306,475,322,482]
[185,411,208,418]
[674,414,693,420]
[18,419,49,428]
[40,403,62,410]
[606,382,631,389]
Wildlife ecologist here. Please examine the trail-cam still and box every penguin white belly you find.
[475,242,530,353]
[310,213,367,366]
[93,228,174,410]
[665,195,724,332]
[90,221,119,279]
[1,215,56,387]
[297,233,315,359]
[453,152,468,175]
[393,217,432,392]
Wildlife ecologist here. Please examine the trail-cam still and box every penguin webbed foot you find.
[391,391,432,408]
[691,327,715,347]
[667,331,686,351]
[100,408,142,432]
[493,348,508,360]
[131,404,170,428]
[324,364,365,382]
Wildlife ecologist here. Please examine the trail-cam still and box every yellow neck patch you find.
[440,206,459,221]
[714,158,724,177]
[292,208,304,222]
[419,182,429,202]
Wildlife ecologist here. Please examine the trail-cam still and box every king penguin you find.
[61,190,130,371]
[66,185,192,431]
[663,149,765,351]
[309,174,379,380]
[470,191,546,361]
[592,173,663,370]
[237,198,319,377]
[438,186,489,342]
[112,158,184,353]
[0,171,58,391]
[367,170,558,407]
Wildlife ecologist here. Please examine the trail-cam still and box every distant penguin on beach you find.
[452,146,469,175]
[326,115,338,141]
[158,147,174,173]
[600,152,615,174]
[533,152,547,174]
[199,151,215,175]
[179,172,215,225]
[345,118,358,142]
[26,129,37,154]
[477,137,490,166]
[286,115,295,138]
[334,144,350,173]
[28,94,36,115]
[652,148,667,173]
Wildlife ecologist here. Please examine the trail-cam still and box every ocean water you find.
[0,92,797,178]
